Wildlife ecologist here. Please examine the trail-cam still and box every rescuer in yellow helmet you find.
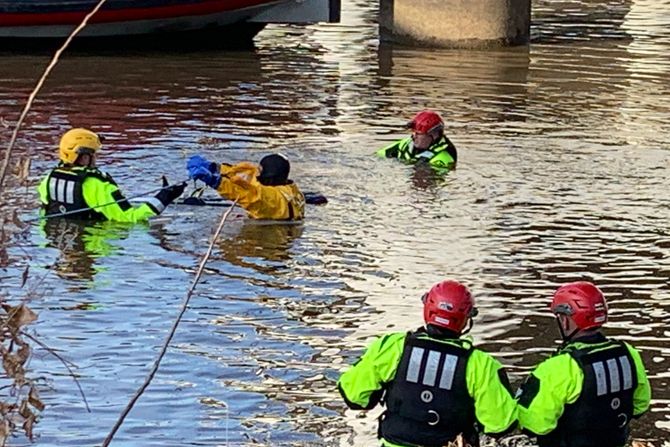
[38,128,184,222]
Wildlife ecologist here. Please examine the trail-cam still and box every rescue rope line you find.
[0,0,110,190]
[27,179,189,222]
[101,200,238,447]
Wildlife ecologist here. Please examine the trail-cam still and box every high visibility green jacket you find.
[517,333,651,447]
[375,136,457,169]
[337,329,517,447]
[38,165,161,223]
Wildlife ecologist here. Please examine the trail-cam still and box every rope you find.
[0,0,111,191]
[101,200,238,447]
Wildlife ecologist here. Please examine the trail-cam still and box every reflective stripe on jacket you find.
[38,166,159,223]
[337,329,517,447]
[517,334,651,447]
[215,162,305,221]
[376,136,457,168]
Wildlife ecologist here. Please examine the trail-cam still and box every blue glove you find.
[187,155,221,188]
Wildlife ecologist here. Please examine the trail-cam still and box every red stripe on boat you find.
[0,0,277,26]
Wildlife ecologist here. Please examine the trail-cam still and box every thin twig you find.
[21,331,90,412]
[23,264,56,304]
[0,0,111,191]
[101,201,239,446]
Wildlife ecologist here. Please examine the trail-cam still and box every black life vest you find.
[380,332,476,447]
[43,167,110,220]
[539,339,637,447]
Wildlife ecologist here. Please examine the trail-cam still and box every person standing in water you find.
[376,110,458,169]
[338,280,517,446]
[516,281,651,447]
[39,128,184,222]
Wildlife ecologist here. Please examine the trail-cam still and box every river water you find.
[0,0,669,445]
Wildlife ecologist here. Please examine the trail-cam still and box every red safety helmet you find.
[407,110,445,135]
[422,280,477,333]
[550,281,608,330]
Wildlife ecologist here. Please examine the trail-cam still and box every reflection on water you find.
[40,219,136,290]
[0,0,669,445]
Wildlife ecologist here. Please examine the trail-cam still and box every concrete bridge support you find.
[380,0,531,48]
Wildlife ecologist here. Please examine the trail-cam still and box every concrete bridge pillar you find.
[380,0,531,48]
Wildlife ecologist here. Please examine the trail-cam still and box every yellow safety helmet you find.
[59,128,102,164]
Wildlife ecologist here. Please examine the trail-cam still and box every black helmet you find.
[258,153,290,186]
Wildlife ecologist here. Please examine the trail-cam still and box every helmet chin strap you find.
[461,318,474,336]
[555,316,579,345]
[76,153,94,168]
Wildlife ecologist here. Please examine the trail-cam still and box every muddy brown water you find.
[0,0,668,445]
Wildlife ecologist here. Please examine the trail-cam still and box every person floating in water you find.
[187,153,305,221]
[376,110,458,169]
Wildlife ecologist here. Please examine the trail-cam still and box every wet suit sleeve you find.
[466,349,518,435]
[82,176,158,223]
[337,332,406,410]
[625,343,651,417]
[517,354,583,436]
[215,162,262,207]
[38,175,49,204]
[376,137,410,159]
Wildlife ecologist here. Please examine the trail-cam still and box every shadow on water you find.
[532,0,635,43]
[0,23,265,54]
[375,42,532,127]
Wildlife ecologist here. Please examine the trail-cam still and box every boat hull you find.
[0,0,339,40]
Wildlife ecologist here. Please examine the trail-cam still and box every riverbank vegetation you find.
[0,155,44,445]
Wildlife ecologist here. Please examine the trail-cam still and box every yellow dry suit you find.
[215,162,305,221]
